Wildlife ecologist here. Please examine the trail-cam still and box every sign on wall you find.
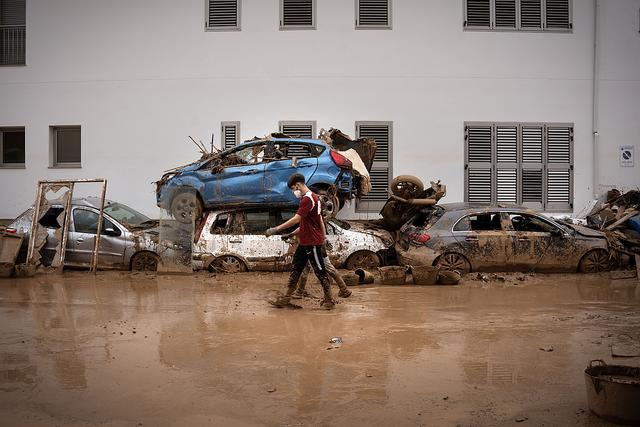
[620,145,634,167]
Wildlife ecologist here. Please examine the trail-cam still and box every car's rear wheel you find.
[208,255,247,273]
[170,191,203,224]
[390,175,424,200]
[316,188,340,220]
[435,253,471,275]
[131,251,159,271]
[578,249,611,273]
[345,250,381,270]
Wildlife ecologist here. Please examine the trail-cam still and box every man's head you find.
[287,173,307,198]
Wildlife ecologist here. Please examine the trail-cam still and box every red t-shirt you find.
[296,191,325,246]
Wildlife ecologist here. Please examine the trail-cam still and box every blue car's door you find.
[195,142,267,206]
[264,142,319,203]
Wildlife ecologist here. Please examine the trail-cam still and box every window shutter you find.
[465,125,493,204]
[356,123,392,209]
[545,125,573,211]
[496,126,517,203]
[465,0,491,28]
[545,0,571,29]
[0,0,25,65]
[520,0,542,29]
[281,0,314,28]
[0,0,25,25]
[279,122,315,158]
[521,126,544,209]
[357,0,390,28]
[221,122,239,150]
[207,0,239,29]
[495,0,516,28]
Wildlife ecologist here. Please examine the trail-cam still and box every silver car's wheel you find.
[131,252,159,271]
[345,250,381,270]
[435,253,471,275]
[170,192,203,224]
[209,256,246,273]
[578,249,610,273]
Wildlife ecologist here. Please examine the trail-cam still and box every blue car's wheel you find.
[170,191,203,224]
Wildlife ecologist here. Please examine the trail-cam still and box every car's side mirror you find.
[104,227,120,237]
[291,157,298,167]
[550,228,566,238]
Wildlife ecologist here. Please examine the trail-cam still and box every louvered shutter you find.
[207,0,240,30]
[356,123,392,210]
[520,0,542,29]
[520,126,544,209]
[357,0,390,28]
[279,122,315,158]
[545,125,572,211]
[281,0,314,28]
[545,0,571,30]
[0,0,25,65]
[495,0,516,28]
[221,122,239,150]
[465,0,491,28]
[465,125,493,204]
[496,126,518,203]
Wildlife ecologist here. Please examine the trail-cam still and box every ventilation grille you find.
[280,123,314,158]
[208,0,239,28]
[465,0,491,27]
[522,127,543,163]
[495,0,516,28]
[520,0,542,28]
[358,0,389,27]
[468,168,492,204]
[282,0,313,27]
[222,123,238,150]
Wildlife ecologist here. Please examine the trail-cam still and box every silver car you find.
[396,203,611,274]
[8,198,161,271]
[193,207,394,272]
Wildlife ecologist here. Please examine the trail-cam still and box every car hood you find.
[566,223,606,239]
[343,220,394,243]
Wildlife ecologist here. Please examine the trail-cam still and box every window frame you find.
[355,0,393,30]
[280,0,316,31]
[205,0,241,31]
[0,126,25,168]
[355,120,393,213]
[463,0,572,32]
[0,0,26,66]
[50,125,82,168]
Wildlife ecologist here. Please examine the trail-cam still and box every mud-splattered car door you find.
[264,142,319,203]
[505,212,576,272]
[67,207,126,267]
[451,212,513,271]
[233,209,287,270]
[195,212,230,257]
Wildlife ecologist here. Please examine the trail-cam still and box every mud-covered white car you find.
[193,207,394,272]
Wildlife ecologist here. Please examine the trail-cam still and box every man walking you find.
[265,173,335,309]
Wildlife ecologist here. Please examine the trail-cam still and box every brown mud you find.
[0,271,639,426]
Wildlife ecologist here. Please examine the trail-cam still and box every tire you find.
[345,250,381,270]
[315,188,340,220]
[208,255,247,273]
[578,249,611,273]
[390,175,424,200]
[435,253,471,275]
[130,251,159,271]
[170,191,203,224]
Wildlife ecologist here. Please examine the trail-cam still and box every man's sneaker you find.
[292,289,318,299]
[269,295,291,308]
[320,299,335,310]
[338,288,352,298]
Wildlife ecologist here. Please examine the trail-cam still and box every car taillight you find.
[408,232,430,244]
[4,228,17,234]
[330,150,353,170]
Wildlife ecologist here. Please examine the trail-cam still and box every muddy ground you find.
[0,270,638,426]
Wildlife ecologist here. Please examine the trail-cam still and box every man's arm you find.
[266,214,301,236]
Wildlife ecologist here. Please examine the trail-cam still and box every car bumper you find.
[396,245,441,267]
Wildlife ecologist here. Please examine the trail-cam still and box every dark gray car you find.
[8,198,161,270]
[396,203,611,274]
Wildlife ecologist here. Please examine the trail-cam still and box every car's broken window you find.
[411,207,444,228]
[244,210,273,235]
[210,213,229,235]
[39,207,65,229]
[283,143,315,159]
[232,143,267,164]
[73,209,117,234]
[454,213,503,232]
[509,213,557,233]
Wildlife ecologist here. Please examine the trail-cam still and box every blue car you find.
[156,138,354,223]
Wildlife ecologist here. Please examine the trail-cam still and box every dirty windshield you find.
[103,203,154,229]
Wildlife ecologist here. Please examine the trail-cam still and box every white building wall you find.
[0,0,638,219]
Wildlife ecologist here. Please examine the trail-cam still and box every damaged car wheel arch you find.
[434,252,472,275]
[578,249,611,273]
[130,251,160,271]
[207,254,247,273]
